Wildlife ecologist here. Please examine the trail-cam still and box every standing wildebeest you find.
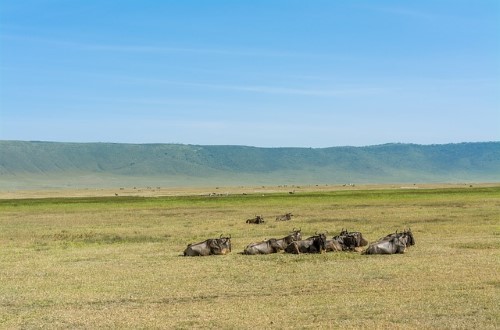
[183,235,232,256]
[243,228,302,254]
[285,232,327,254]
[276,213,293,221]
[246,215,265,224]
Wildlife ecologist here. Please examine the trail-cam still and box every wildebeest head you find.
[403,229,415,246]
[290,228,302,241]
[314,232,327,253]
[348,231,369,247]
[339,228,349,236]
[307,232,328,253]
[273,228,302,250]
[217,234,232,254]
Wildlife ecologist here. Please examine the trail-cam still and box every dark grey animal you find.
[332,229,369,251]
[363,229,415,255]
[276,213,293,221]
[285,233,327,254]
[243,228,302,254]
[348,231,369,247]
[274,228,302,250]
[362,235,408,255]
[243,238,282,255]
[183,235,232,256]
[378,229,415,247]
[246,215,265,224]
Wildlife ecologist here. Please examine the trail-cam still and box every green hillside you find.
[0,141,498,189]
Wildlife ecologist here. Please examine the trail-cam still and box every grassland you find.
[0,185,499,329]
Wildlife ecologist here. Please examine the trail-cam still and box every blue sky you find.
[1,0,499,147]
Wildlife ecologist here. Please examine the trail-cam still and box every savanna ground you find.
[0,184,499,329]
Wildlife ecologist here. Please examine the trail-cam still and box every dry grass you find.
[0,185,499,329]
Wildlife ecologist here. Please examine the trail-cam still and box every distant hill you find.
[0,141,499,189]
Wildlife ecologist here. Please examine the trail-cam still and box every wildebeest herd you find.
[183,226,416,256]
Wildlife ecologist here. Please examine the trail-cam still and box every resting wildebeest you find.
[243,228,302,254]
[363,229,415,255]
[285,232,327,254]
[377,229,415,247]
[183,235,232,256]
[362,235,408,255]
[325,239,343,252]
[274,228,302,250]
[246,215,265,224]
[243,238,282,255]
[275,213,293,221]
[331,229,369,251]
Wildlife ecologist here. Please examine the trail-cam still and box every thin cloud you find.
[116,76,392,97]
[0,33,318,58]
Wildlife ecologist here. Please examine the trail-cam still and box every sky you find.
[0,0,499,147]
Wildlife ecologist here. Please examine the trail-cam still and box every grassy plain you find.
[0,185,499,329]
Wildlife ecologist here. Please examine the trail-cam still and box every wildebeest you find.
[363,229,415,255]
[284,232,327,254]
[276,213,293,221]
[183,235,232,256]
[243,238,282,255]
[362,235,408,255]
[325,239,343,252]
[377,229,415,247]
[243,228,302,254]
[331,229,369,251]
[274,228,302,250]
[246,215,265,224]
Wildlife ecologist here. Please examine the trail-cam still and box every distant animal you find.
[246,215,265,224]
[284,232,327,254]
[183,235,232,256]
[276,213,293,221]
